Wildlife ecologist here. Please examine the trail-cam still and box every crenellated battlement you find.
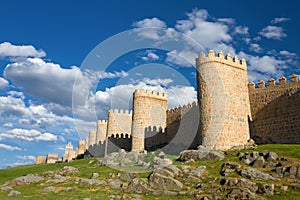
[108,109,133,115]
[196,49,247,71]
[109,133,131,139]
[248,74,299,89]
[133,88,168,100]
[167,101,198,114]
[97,120,107,124]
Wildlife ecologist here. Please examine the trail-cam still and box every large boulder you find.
[226,188,257,200]
[239,168,276,181]
[126,178,151,193]
[46,174,69,184]
[42,186,56,193]
[90,172,99,179]
[154,168,175,178]
[197,146,224,160]
[284,166,298,178]
[75,177,107,186]
[153,156,173,169]
[8,174,44,186]
[190,166,206,178]
[149,172,183,191]
[178,145,224,162]
[108,179,124,190]
[265,152,278,162]
[163,165,182,177]
[258,183,274,195]
[119,173,137,181]
[220,162,241,176]
[58,166,79,176]
[96,150,148,168]
[236,178,258,193]
[178,150,199,161]
[8,190,21,197]
[251,156,265,168]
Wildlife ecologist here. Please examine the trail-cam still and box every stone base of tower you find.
[131,137,144,152]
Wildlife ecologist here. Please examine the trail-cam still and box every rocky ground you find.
[1,145,300,199]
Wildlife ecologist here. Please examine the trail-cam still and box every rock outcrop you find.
[178,145,224,162]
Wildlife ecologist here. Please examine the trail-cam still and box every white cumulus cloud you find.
[143,78,173,86]
[234,26,249,35]
[259,25,287,40]
[0,143,21,151]
[0,128,57,142]
[0,42,45,58]
[216,18,235,25]
[249,43,263,53]
[271,17,290,24]
[142,51,160,61]
[0,77,9,89]
[16,155,35,161]
[4,58,128,110]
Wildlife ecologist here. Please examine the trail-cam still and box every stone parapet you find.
[196,50,247,71]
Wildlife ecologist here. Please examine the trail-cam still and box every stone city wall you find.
[165,101,200,153]
[248,74,300,144]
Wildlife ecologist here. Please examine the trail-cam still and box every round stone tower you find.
[196,50,251,150]
[88,129,96,147]
[131,89,168,152]
[95,120,107,144]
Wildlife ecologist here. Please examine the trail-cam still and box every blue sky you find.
[0,0,299,168]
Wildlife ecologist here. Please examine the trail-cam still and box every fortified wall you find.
[248,75,300,144]
[79,49,300,158]
[196,50,251,150]
[85,109,132,157]
[164,101,200,153]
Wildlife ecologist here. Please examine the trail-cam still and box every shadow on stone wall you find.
[85,137,127,158]
[163,103,201,155]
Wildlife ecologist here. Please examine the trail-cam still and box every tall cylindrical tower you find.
[196,50,251,150]
[88,129,96,147]
[131,89,168,152]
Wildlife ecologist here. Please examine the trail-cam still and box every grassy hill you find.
[0,144,299,200]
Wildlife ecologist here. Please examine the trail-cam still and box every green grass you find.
[0,158,98,185]
[266,189,300,200]
[256,144,300,159]
[0,144,299,200]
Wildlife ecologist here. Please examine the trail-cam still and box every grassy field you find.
[0,144,299,200]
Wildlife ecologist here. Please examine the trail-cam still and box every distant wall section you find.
[165,101,200,153]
